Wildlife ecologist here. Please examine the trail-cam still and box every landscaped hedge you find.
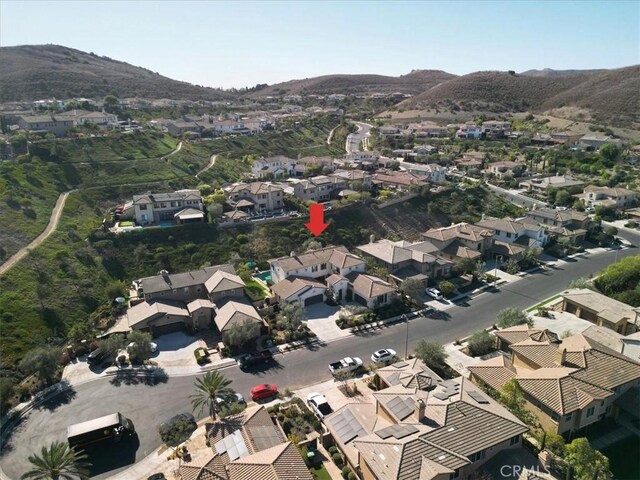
[194,347,209,365]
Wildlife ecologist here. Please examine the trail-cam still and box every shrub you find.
[282,419,293,434]
[342,466,351,479]
[332,452,344,467]
[438,280,456,298]
[328,446,338,455]
[348,473,357,480]
[194,347,209,365]
[467,330,495,357]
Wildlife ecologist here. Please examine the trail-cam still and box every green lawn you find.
[245,280,269,301]
[309,464,332,480]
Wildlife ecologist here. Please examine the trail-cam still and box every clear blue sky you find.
[1,1,638,89]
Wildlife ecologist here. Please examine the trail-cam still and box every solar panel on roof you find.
[394,424,418,439]
[327,409,366,443]
[375,426,395,439]
[468,391,489,404]
[248,425,282,451]
[215,430,248,461]
[387,396,414,420]
[433,392,450,400]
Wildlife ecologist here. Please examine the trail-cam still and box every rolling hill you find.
[246,70,457,97]
[0,44,235,102]
[519,68,608,77]
[396,66,640,128]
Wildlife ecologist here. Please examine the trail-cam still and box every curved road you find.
[1,245,636,479]
[346,121,372,154]
[195,154,218,179]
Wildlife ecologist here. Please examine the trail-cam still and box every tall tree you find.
[126,331,154,362]
[190,371,236,421]
[18,347,60,385]
[563,437,611,480]
[21,441,91,480]
[414,340,447,371]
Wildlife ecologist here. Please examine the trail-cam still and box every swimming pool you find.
[255,271,271,282]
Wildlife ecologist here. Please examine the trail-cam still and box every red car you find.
[250,384,278,401]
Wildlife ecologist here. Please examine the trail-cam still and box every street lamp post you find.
[403,313,410,360]
[494,255,503,287]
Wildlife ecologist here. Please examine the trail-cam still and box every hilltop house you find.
[481,121,512,139]
[286,175,347,202]
[422,223,494,260]
[372,170,428,192]
[166,120,204,137]
[324,358,529,480]
[125,189,205,225]
[356,238,454,285]
[519,174,584,194]
[18,115,74,137]
[469,333,640,437]
[484,161,524,179]
[251,155,295,178]
[223,182,285,214]
[455,123,482,139]
[398,162,446,183]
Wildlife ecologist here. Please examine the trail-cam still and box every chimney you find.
[290,251,296,257]
[555,347,567,366]
[369,234,375,244]
[413,399,426,423]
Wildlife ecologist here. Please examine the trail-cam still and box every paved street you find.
[485,183,547,208]
[345,121,372,153]
[0,246,636,480]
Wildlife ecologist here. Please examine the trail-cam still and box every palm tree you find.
[22,441,91,480]
[190,371,235,421]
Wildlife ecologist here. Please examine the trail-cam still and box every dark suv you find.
[237,351,273,370]
[87,348,110,365]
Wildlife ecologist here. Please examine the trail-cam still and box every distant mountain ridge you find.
[519,68,608,77]
[0,44,234,102]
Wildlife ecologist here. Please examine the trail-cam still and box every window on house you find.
[449,469,460,480]
[312,266,318,272]
[469,450,485,462]
[586,406,595,417]
[509,435,520,445]
[605,405,612,414]
[565,413,573,422]
[140,205,147,210]
[551,412,560,422]
[506,232,512,238]
[321,263,327,270]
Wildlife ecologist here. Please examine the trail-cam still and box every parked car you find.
[425,287,443,300]
[371,348,397,364]
[215,393,245,405]
[306,392,333,419]
[147,474,166,480]
[87,348,110,365]
[250,384,278,401]
[127,342,158,354]
[237,351,273,370]
[328,357,363,375]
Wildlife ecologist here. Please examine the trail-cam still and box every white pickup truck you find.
[328,356,363,375]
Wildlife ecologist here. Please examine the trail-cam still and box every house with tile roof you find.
[494,325,559,352]
[475,216,549,259]
[523,208,592,245]
[223,182,285,214]
[251,155,296,179]
[179,405,312,480]
[324,359,528,480]
[422,223,494,260]
[129,189,204,226]
[579,185,638,210]
[519,175,584,194]
[356,238,454,285]
[559,288,640,335]
[469,333,640,437]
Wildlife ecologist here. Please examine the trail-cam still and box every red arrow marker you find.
[305,203,329,237]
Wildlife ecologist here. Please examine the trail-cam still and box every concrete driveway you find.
[304,303,352,342]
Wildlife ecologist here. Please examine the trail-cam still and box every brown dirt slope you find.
[248,70,457,97]
[0,44,235,102]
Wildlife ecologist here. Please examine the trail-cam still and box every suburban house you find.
[519,175,584,194]
[579,134,614,149]
[475,216,549,259]
[524,208,591,244]
[118,265,263,341]
[422,223,494,260]
[455,123,482,139]
[56,109,118,126]
[356,238,454,284]
[550,131,582,145]
[469,333,640,438]
[579,186,638,210]
[251,155,295,178]
[127,190,204,225]
[559,288,640,335]
[269,246,396,308]
[494,325,559,352]
[214,300,264,343]
[178,405,312,480]
[398,162,446,183]
[324,358,529,480]
[166,120,204,136]
[408,122,449,138]
[330,169,373,187]
[293,156,336,176]
[482,121,512,139]
[223,182,285,213]
[372,170,428,191]
[344,151,381,163]
[286,175,347,202]
[18,115,74,136]
[454,158,483,171]
[484,161,524,179]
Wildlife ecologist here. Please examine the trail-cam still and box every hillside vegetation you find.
[0,44,234,101]
[0,184,520,370]
[246,70,457,97]
[396,66,640,128]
